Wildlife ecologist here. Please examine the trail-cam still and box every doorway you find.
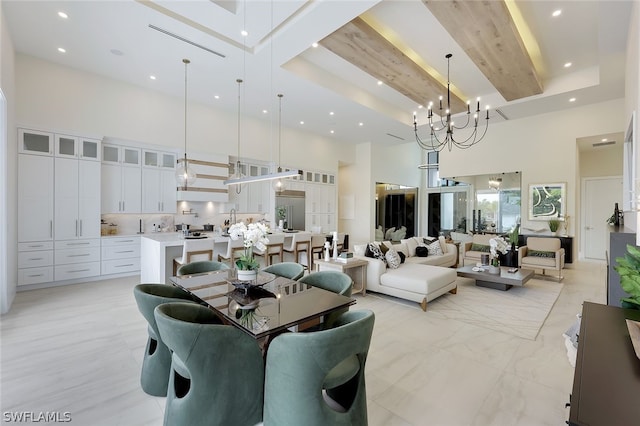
[582,176,623,261]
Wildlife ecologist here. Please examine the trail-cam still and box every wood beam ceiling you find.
[423,0,543,101]
[319,16,468,114]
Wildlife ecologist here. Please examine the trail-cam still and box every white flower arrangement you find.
[489,236,509,258]
[228,222,270,270]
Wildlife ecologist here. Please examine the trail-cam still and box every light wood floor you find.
[0,261,606,425]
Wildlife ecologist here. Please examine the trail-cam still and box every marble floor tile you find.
[0,261,607,425]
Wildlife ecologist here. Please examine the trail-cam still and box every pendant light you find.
[273,93,286,193]
[175,58,196,188]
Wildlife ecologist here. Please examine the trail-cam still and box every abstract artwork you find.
[528,183,565,220]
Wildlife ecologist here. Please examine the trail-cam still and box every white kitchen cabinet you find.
[54,238,101,281]
[101,236,141,275]
[19,129,53,156]
[142,150,176,213]
[17,241,54,286]
[101,145,142,214]
[55,134,101,160]
[18,154,54,242]
[55,158,101,240]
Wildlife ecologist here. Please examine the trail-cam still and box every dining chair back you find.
[298,271,353,328]
[176,260,229,276]
[132,284,199,396]
[263,310,375,426]
[173,238,214,276]
[262,262,305,281]
[154,302,264,426]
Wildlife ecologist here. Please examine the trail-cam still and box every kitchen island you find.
[140,233,232,284]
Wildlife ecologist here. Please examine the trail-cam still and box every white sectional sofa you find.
[353,237,458,311]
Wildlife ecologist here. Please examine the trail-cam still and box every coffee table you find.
[456,265,534,291]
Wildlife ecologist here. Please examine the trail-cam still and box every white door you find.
[583,177,623,260]
[55,157,80,240]
[18,154,54,241]
[78,160,101,238]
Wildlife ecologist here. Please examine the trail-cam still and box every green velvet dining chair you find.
[132,283,200,396]
[176,260,229,276]
[263,309,375,426]
[154,302,264,426]
[262,262,305,280]
[298,271,353,328]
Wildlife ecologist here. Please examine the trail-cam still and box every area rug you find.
[363,277,563,340]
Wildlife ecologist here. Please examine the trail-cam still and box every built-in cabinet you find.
[305,182,336,232]
[17,128,102,285]
[101,144,142,213]
[228,163,271,214]
[141,150,177,213]
[101,236,141,275]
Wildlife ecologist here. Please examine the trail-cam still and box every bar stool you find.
[217,237,245,268]
[254,233,285,266]
[283,232,311,268]
[173,239,214,276]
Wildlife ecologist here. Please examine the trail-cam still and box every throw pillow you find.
[470,243,491,252]
[367,243,387,264]
[415,246,429,257]
[398,252,406,263]
[427,239,443,256]
[364,244,375,258]
[379,242,390,254]
[438,236,448,254]
[529,250,556,258]
[403,238,419,257]
[423,237,437,245]
[385,248,401,269]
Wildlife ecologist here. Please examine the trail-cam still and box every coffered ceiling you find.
[2,0,633,147]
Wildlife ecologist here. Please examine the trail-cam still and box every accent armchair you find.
[518,237,565,281]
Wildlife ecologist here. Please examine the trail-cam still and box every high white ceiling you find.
[2,0,633,148]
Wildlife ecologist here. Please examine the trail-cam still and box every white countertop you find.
[141,232,231,245]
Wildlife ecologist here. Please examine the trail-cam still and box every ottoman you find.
[380,264,457,311]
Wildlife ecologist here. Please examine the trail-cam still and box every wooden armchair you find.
[518,237,565,281]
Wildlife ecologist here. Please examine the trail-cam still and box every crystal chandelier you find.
[414,54,490,152]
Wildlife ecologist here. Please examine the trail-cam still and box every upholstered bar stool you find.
[305,234,328,271]
[155,302,264,426]
[283,232,311,268]
[172,239,214,276]
[254,233,285,266]
[263,310,375,426]
[217,237,245,268]
[132,284,200,396]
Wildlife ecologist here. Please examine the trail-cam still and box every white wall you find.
[626,1,640,236]
[1,7,17,314]
[15,55,353,174]
[339,143,373,245]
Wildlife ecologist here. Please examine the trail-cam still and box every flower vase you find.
[237,269,258,282]
[487,265,500,274]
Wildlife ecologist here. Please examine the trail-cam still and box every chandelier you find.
[175,58,197,188]
[414,54,490,152]
[488,176,502,191]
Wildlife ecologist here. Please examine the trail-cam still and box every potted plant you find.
[488,236,509,273]
[276,206,287,229]
[508,224,520,248]
[228,221,269,281]
[614,244,640,310]
[548,219,560,235]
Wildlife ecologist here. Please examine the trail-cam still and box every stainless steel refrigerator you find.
[275,190,305,230]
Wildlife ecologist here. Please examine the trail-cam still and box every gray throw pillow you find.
[385,248,401,269]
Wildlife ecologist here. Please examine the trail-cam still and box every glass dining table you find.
[169,269,356,340]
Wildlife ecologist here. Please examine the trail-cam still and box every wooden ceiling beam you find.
[319,16,468,114]
[423,0,543,101]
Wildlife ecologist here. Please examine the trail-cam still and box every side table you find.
[314,258,368,296]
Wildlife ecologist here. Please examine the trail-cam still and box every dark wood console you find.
[518,234,573,263]
[568,302,640,425]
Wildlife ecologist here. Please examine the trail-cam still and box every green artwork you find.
[529,183,565,220]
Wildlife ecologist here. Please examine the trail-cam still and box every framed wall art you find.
[528,183,566,221]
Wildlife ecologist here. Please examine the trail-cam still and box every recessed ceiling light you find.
[552,9,562,17]
[359,122,364,127]
[329,111,334,116]
[330,130,335,134]
[299,121,304,125]
[262,109,268,114]
[418,105,423,109]
[312,42,318,48]
[569,97,576,102]
[241,30,248,37]
[57,47,66,53]
[149,75,156,80]
[564,62,572,68]
[377,80,383,86]
[214,95,220,99]
[602,138,608,142]
[58,11,68,19]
